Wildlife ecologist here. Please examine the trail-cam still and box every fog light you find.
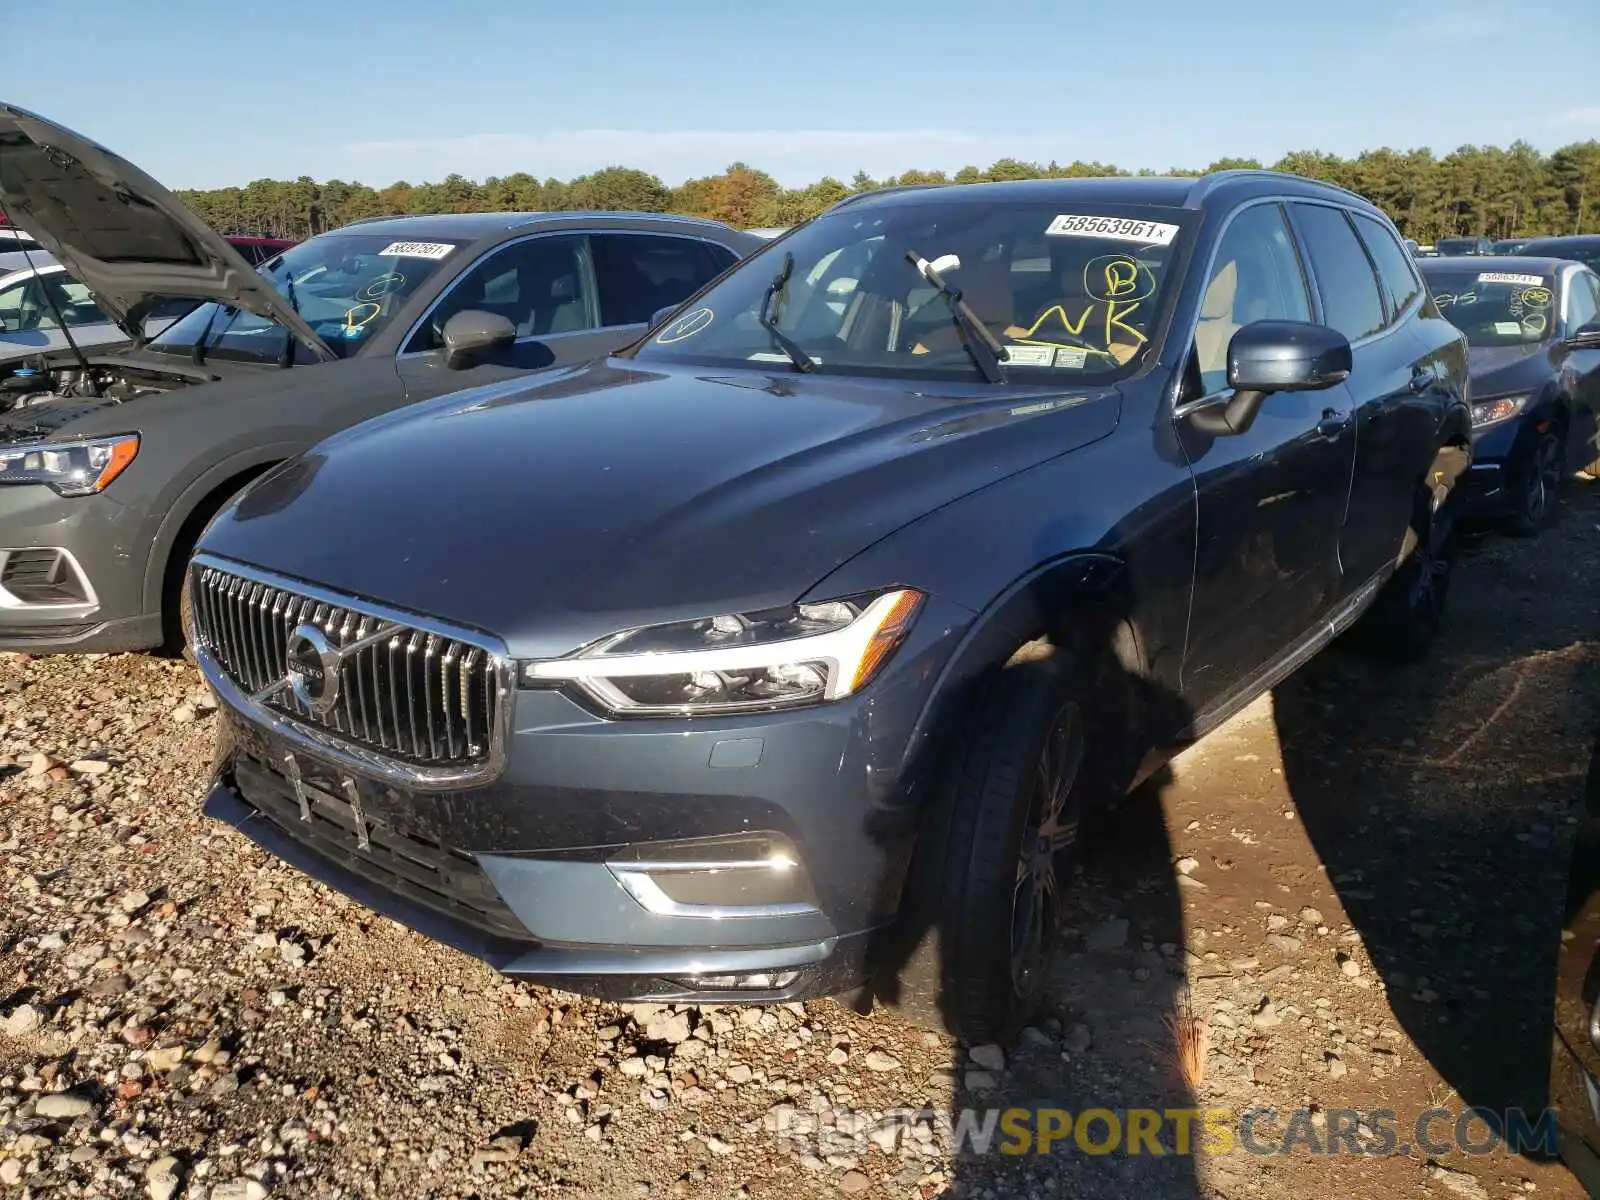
[678,971,801,990]
[608,833,819,919]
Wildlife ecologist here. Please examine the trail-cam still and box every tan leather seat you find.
[1193,259,1240,390]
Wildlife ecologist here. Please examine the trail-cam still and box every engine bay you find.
[0,358,202,416]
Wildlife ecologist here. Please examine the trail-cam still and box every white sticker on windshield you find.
[1055,346,1089,369]
[378,241,457,260]
[1477,272,1543,286]
[1002,344,1055,367]
[1046,215,1179,245]
[1493,321,1523,335]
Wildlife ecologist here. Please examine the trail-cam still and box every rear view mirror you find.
[1188,320,1352,438]
[441,310,516,370]
[1227,320,1352,394]
[1564,321,1600,350]
[650,304,679,328]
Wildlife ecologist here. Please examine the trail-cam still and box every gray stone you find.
[36,1092,95,1119]
[4,1003,44,1037]
[1085,918,1129,952]
[967,1043,1005,1072]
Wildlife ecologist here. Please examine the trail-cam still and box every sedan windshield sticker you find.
[656,307,714,344]
[1477,272,1543,287]
[378,241,457,260]
[1055,346,1089,369]
[1046,215,1180,246]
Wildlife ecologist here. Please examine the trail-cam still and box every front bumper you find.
[199,596,971,1003]
[0,484,157,652]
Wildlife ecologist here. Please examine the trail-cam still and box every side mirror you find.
[440,309,516,370]
[1564,321,1600,350]
[1189,320,1352,438]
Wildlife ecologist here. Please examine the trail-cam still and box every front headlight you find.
[523,587,924,717]
[1470,394,1528,429]
[0,434,140,496]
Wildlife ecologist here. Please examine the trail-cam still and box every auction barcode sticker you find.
[378,241,457,260]
[1477,272,1544,286]
[1046,215,1179,245]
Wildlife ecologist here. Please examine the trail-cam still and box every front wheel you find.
[1506,428,1565,537]
[885,642,1095,1043]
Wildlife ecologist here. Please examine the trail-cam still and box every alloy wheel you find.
[1010,701,1085,1000]
[1524,432,1563,527]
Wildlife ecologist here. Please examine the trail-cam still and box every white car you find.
[0,227,55,276]
[0,261,190,368]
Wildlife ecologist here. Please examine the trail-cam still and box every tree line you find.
[176,140,1600,244]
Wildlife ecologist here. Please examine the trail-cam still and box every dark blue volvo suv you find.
[190,172,1472,1042]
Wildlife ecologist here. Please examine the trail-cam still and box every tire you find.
[1505,427,1565,537]
[177,569,196,665]
[1353,487,1458,663]
[884,641,1098,1044]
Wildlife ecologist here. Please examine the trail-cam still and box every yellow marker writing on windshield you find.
[1102,259,1140,298]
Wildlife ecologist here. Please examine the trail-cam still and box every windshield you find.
[148,233,462,363]
[1422,268,1557,346]
[1436,237,1487,255]
[630,200,1189,382]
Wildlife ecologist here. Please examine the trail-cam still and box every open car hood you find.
[0,103,335,361]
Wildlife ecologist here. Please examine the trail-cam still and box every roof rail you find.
[1185,168,1371,208]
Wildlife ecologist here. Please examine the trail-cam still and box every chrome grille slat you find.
[191,562,502,775]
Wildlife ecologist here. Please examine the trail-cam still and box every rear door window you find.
[591,235,734,327]
[1289,204,1387,342]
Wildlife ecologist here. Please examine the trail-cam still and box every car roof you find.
[327,210,745,242]
[829,170,1381,217]
[1520,234,1600,248]
[1419,254,1573,273]
[0,260,64,289]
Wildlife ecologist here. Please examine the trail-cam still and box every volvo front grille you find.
[189,557,508,783]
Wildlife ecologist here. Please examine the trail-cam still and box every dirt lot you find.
[2,481,1597,1200]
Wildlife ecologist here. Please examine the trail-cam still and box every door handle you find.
[1316,407,1351,437]
[1408,369,1439,394]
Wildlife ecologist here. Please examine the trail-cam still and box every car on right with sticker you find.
[1417,256,1600,533]
[191,170,1472,1043]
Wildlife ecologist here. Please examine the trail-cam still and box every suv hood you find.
[199,360,1121,657]
[0,103,335,361]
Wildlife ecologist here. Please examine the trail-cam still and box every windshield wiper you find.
[905,249,1005,383]
[757,252,816,373]
[190,303,224,367]
[277,274,302,369]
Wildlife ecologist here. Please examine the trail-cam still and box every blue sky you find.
[8,0,1598,190]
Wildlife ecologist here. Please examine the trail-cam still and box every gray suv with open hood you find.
[0,103,760,652]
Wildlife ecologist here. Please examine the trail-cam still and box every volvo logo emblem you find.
[285,623,343,715]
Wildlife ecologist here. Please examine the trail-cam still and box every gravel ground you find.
[2,480,1597,1200]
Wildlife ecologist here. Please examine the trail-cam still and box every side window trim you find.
[1284,200,1395,348]
[1351,211,1425,326]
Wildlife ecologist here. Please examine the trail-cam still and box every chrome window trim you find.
[394,228,738,361]
[189,552,515,791]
